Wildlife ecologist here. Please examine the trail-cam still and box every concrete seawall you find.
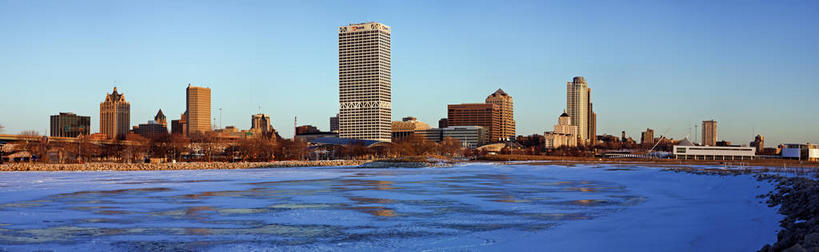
[0,160,369,172]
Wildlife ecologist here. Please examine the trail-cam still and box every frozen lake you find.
[0,163,780,251]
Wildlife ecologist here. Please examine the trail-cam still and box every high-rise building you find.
[329,114,339,133]
[641,128,655,145]
[154,109,167,128]
[251,114,274,134]
[750,135,765,154]
[485,89,515,141]
[50,112,90,137]
[587,92,596,146]
[186,84,211,136]
[438,118,448,128]
[702,120,718,146]
[338,22,392,142]
[99,87,130,139]
[567,76,592,144]
[447,103,500,142]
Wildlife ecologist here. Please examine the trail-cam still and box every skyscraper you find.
[186,84,211,136]
[338,22,392,142]
[485,89,515,141]
[99,87,130,139]
[50,112,90,137]
[251,113,273,134]
[567,76,593,145]
[587,90,596,146]
[447,103,500,142]
[329,114,339,133]
[641,128,655,145]
[702,120,718,146]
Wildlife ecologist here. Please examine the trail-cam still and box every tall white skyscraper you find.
[338,22,392,142]
[567,76,592,143]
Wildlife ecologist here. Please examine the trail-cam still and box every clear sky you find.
[1,0,817,146]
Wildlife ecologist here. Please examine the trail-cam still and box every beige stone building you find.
[338,22,392,142]
[186,84,211,136]
[544,112,578,149]
[99,87,130,139]
[485,89,515,141]
[702,120,717,146]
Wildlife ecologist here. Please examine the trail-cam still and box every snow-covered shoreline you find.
[0,160,367,172]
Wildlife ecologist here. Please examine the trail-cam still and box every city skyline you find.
[1,1,818,145]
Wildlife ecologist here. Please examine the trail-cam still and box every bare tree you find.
[439,137,463,157]
[124,133,150,162]
[20,131,45,163]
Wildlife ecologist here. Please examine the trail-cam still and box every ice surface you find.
[0,163,780,251]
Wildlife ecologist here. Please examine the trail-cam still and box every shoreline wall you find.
[0,160,369,172]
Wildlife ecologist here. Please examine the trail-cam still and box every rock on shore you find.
[0,160,368,172]
[758,175,819,252]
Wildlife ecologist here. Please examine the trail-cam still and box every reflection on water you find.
[0,165,645,249]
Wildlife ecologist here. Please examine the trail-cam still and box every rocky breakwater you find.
[358,157,456,168]
[758,175,819,252]
[0,160,368,172]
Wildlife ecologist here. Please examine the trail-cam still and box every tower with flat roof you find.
[338,22,392,142]
[186,84,211,136]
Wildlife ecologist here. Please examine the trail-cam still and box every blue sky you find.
[0,0,817,145]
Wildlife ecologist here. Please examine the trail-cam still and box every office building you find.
[329,114,339,133]
[99,87,130,139]
[186,84,211,136]
[781,144,819,161]
[702,120,717,146]
[447,103,499,142]
[438,118,448,128]
[442,126,488,148]
[171,112,187,136]
[133,121,168,139]
[641,128,655,145]
[567,76,594,145]
[544,112,578,149]
[750,135,764,154]
[485,89,515,141]
[391,116,431,141]
[338,22,392,142]
[673,145,755,160]
[588,101,597,146]
[251,114,274,134]
[50,112,90,137]
[296,125,321,135]
[409,126,487,148]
